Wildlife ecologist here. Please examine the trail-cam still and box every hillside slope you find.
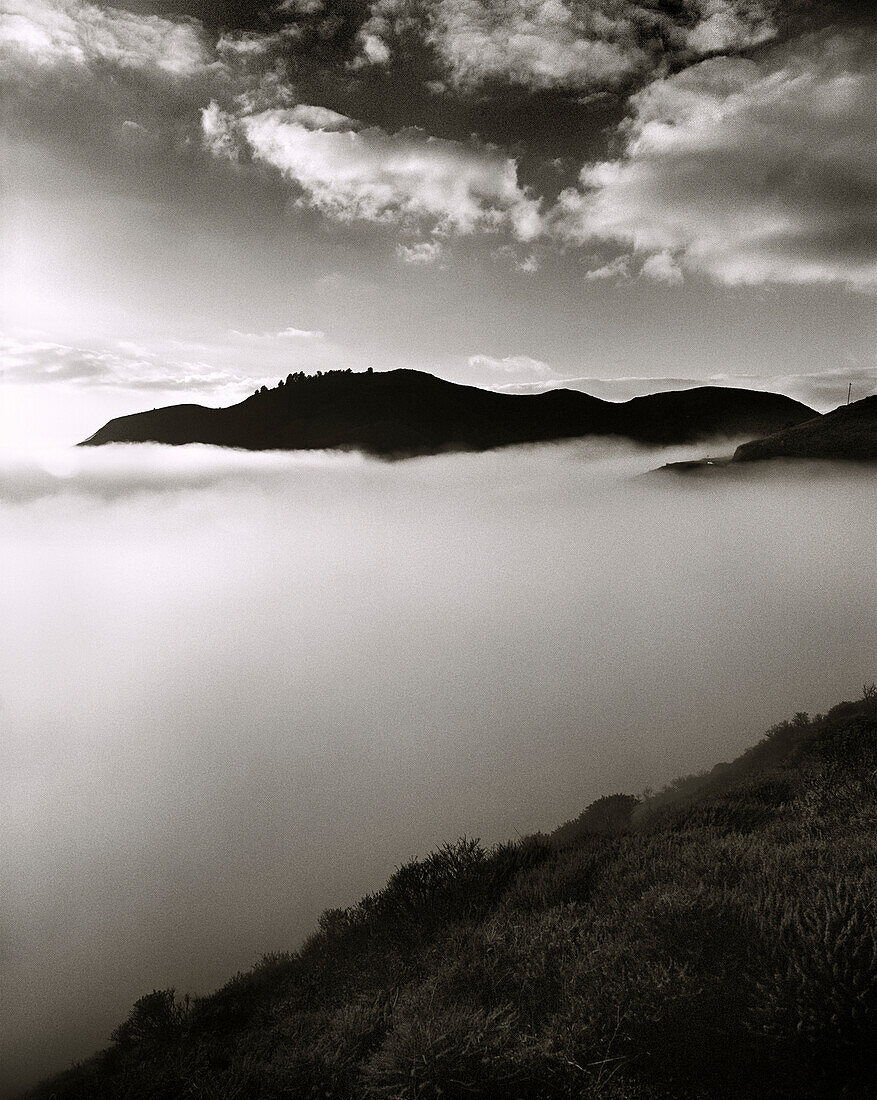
[80,369,816,456]
[655,395,877,473]
[29,691,877,1100]
[733,395,877,462]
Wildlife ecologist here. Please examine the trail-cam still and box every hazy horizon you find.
[4,365,871,454]
[2,440,875,1095]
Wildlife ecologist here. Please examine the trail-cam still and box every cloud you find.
[351,0,418,69]
[3,437,872,1096]
[468,353,553,377]
[552,32,877,290]
[203,102,543,238]
[276,0,324,13]
[216,27,301,59]
[585,254,631,281]
[685,0,775,54]
[0,334,256,392]
[396,240,444,264]
[277,326,325,339]
[422,0,777,93]
[231,326,326,339]
[641,250,683,285]
[425,0,648,91]
[0,0,211,77]
[359,33,391,65]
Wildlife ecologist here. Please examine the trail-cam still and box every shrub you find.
[110,988,190,1048]
[754,879,877,1058]
[552,795,640,846]
[362,993,522,1099]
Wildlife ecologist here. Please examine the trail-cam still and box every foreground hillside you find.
[80,369,816,456]
[31,691,876,1099]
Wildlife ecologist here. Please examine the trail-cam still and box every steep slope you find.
[80,369,816,456]
[733,395,877,462]
[29,691,877,1100]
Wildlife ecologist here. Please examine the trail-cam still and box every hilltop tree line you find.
[251,367,373,396]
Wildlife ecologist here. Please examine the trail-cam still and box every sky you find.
[1,0,875,444]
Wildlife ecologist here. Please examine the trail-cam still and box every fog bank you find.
[1,441,874,1095]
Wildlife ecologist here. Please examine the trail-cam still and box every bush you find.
[754,879,877,1058]
[110,988,190,1048]
[362,993,522,1099]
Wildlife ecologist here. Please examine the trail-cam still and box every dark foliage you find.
[28,691,877,1100]
[110,989,190,1048]
[552,793,641,845]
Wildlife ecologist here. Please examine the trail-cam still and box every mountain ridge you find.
[80,368,817,457]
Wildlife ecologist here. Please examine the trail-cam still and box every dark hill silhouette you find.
[733,394,877,462]
[80,369,816,456]
[656,395,877,473]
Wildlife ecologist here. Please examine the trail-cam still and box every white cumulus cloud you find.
[641,251,683,285]
[426,0,648,91]
[0,0,211,77]
[552,33,877,290]
[685,0,775,54]
[203,102,543,239]
[0,333,244,392]
[422,0,776,92]
[396,240,444,264]
[585,254,631,281]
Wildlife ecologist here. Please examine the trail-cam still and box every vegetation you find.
[29,689,877,1099]
[253,368,355,396]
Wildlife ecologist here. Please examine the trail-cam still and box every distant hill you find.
[733,395,877,462]
[80,369,816,456]
[28,689,877,1099]
[657,395,877,473]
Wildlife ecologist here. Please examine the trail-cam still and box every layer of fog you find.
[1,441,874,1095]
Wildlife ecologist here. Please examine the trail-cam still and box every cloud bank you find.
[468,352,554,377]
[0,334,253,393]
[2,443,875,1096]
